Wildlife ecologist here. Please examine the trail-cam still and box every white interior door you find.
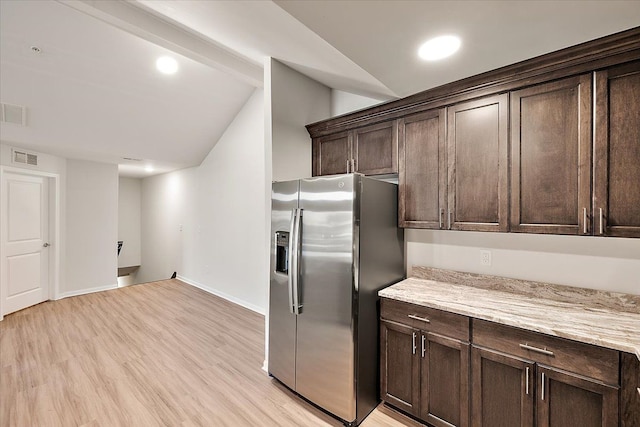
[1,171,50,316]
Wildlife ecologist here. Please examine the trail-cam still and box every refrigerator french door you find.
[269,174,404,426]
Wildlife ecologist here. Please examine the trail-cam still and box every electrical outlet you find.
[480,250,492,266]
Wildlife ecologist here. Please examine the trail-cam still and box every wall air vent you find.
[12,149,38,166]
[122,157,142,162]
[1,103,27,126]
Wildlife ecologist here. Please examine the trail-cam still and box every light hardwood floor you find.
[0,279,423,427]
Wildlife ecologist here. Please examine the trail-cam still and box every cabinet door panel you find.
[511,74,591,234]
[422,332,469,427]
[313,132,350,176]
[537,365,618,427]
[448,94,508,232]
[354,121,398,175]
[398,109,446,228]
[594,60,640,237]
[620,352,640,427]
[380,321,420,415]
[471,346,534,427]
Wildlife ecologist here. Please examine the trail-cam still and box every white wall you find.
[117,177,141,268]
[181,89,267,312]
[137,167,195,285]
[138,89,268,313]
[331,89,384,117]
[64,159,118,295]
[267,59,331,181]
[406,230,640,295]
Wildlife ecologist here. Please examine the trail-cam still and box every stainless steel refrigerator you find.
[268,174,404,426]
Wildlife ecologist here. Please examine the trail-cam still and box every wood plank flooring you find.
[0,279,423,427]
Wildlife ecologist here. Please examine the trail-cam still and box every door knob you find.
[43,243,50,248]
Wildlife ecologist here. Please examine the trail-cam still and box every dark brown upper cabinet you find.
[353,121,398,175]
[398,109,446,229]
[510,74,592,235]
[312,131,351,176]
[312,121,397,176]
[594,60,640,238]
[448,94,509,232]
[306,27,640,237]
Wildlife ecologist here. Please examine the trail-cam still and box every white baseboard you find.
[56,283,118,300]
[177,275,265,315]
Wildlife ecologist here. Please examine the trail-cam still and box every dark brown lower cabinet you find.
[472,346,534,427]
[537,365,618,427]
[421,333,470,427]
[380,320,420,415]
[620,352,640,427]
[472,345,618,427]
[381,320,469,426]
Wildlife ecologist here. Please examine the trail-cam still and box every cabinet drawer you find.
[472,319,619,384]
[380,298,469,341]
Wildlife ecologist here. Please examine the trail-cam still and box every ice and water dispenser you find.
[275,231,289,274]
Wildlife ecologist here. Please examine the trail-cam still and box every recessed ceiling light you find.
[156,56,178,74]
[418,35,461,61]
[145,166,154,173]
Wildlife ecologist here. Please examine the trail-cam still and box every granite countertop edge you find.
[379,275,640,362]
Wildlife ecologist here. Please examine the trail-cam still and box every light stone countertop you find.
[379,267,640,361]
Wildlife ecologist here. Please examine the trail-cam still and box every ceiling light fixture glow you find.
[156,56,178,74]
[418,35,461,61]
[145,166,154,173]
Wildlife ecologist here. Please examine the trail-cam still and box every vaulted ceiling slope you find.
[1,0,638,177]
[275,0,640,97]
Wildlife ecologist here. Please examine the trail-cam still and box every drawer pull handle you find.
[408,314,430,323]
[525,367,529,395]
[519,343,554,356]
[541,372,546,401]
[421,335,426,358]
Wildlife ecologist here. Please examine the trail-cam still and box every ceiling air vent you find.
[12,149,38,166]
[1,103,27,126]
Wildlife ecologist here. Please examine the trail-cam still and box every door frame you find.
[0,166,61,321]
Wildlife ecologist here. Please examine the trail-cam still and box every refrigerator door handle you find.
[288,209,297,314]
[292,208,303,314]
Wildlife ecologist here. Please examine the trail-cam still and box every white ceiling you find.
[276,0,640,97]
[0,0,254,177]
[1,0,638,177]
